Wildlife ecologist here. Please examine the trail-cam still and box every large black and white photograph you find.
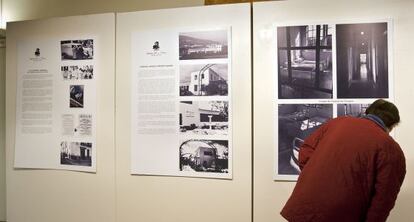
[179,63,228,96]
[179,101,228,136]
[61,39,94,60]
[336,22,389,98]
[69,85,84,108]
[60,141,92,166]
[179,30,228,60]
[179,139,228,173]
[61,65,94,80]
[278,104,332,175]
[277,24,333,99]
[337,103,370,117]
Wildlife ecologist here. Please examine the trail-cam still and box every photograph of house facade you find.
[277,24,333,99]
[60,141,92,166]
[179,101,228,136]
[336,22,389,98]
[180,63,228,96]
[179,29,228,60]
[179,139,228,173]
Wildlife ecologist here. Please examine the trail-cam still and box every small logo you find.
[35,48,40,57]
[152,41,160,51]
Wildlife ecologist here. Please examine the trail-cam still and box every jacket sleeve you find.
[298,119,330,170]
[365,144,406,222]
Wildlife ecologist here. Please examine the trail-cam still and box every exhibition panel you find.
[116,3,251,222]
[253,0,414,221]
[6,14,116,222]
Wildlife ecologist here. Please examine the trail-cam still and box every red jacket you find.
[281,116,406,222]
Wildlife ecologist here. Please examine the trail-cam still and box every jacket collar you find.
[363,114,387,132]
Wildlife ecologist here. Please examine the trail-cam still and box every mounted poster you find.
[14,37,98,172]
[274,21,393,180]
[131,28,233,179]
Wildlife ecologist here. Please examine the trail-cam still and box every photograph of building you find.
[179,139,228,173]
[179,29,228,60]
[337,103,370,117]
[278,104,332,175]
[336,22,389,98]
[180,63,228,96]
[60,141,92,166]
[61,39,94,60]
[179,101,228,136]
[277,24,333,99]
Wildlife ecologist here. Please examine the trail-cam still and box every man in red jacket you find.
[281,99,406,222]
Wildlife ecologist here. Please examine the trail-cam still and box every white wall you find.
[253,0,414,221]
[1,0,204,27]
[6,14,115,222]
[116,4,251,222]
[0,32,6,222]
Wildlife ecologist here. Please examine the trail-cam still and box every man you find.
[281,99,406,222]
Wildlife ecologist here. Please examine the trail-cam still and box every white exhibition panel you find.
[253,0,414,221]
[6,14,115,222]
[0,45,6,221]
[116,3,251,222]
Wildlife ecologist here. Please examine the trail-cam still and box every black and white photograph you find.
[179,63,228,96]
[336,22,389,98]
[179,30,228,60]
[60,141,92,166]
[337,103,370,117]
[69,85,84,108]
[277,25,333,99]
[179,101,228,136]
[179,139,228,173]
[278,104,332,175]
[61,39,94,60]
[61,65,94,80]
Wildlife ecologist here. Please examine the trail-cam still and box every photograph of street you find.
[60,141,92,166]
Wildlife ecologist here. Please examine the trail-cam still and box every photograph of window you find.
[278,104,332,175]
[277,25,333,99]
[336,22,389,98]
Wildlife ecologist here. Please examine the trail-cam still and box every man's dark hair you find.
[365,99,400,128]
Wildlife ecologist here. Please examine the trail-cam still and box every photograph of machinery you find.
[278,104,332,175]
[277,24,333,99]
[336,22,389,98]
[179,139,228,173]
[337,103,370,117]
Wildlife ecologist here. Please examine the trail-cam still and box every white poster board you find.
[131,28,233,179]
[273,20,394,180]
[15,37,98,172]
